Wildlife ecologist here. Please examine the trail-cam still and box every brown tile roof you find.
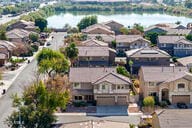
[176,38,192,45]
[158,110,192,128]
[140,66,188,82]
[144,26,169,33]
[102,20,124,27]
[82,39,108,46]
[167,28,192,35]
[69,67,131,84]
[87,34,115,43]
[126,47,170,58]
[0,40,16,51]
[6,29,31,39]
[77,46,109,57]
[177,56,192,66]
[115,35,150,44]
[157,36,185,44]
[69,67,116,83]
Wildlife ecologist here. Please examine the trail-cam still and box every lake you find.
[47,12,192,29]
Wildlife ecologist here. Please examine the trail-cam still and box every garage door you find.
[97,96,115,106]
[117,96,128,105]
[172,95,190,104]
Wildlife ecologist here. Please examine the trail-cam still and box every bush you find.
[31,45,39,52]
[143,96,155,107]
[73,101,87,107]
[159,101,168,108]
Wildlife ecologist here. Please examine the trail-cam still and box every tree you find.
[6,81,70,128]
[77,15,97,31]
[0,30,7,40]
[145,32,162,45]
[35,18,48,32]
[111,40,116,48]
[64,43,78,65]
[29,33,39,43]
[129,60,133,75]
[37,48,69,77]
[119,27,129,35]
[189,67,192,73]
[116,66,130,77]
[143,96,155,107]
[186,34,192,41]
[133,23,144,33]
[175,21,181,25]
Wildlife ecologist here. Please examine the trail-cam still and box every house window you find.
[73,83,81,89]
[149,82,156,86]
[102,85,106,90]
[178,83,185,89]
[149,92,157,97]
[74,96,83,100]
[117,85,125,89]
[161,43,166,47]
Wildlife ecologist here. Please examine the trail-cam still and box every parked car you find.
[177,102,188,109]
[46,42,51,46]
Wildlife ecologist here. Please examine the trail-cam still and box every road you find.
[0,32,66,128]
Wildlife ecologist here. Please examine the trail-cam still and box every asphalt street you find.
[0,32,66,128]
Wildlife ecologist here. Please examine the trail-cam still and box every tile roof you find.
[102,20,124,27]
[158,110,192,128]
[140,66,188,82]
[125,47,170,58]
[176,38,192,45]
[115,35,150,43]
[177,56,192,66]
[0,40,16,51]
[167,28,192,35]
[77,46,109,57]
[87,34,115,43]
[82,39,108,46]
[6,29,31,39]
[69,67,131,84]
[157,36,185,44]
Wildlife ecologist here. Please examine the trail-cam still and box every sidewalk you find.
[0,34,53,98]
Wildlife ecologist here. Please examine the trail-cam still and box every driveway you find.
[96,106,128,116]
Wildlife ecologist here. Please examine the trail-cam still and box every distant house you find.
[6,29,32,43]
[0,40,16,66]
[81,23,115,35]
[102,20,124,34]
[69,67,132,105]
[126,47,170,74]
[81,39,108,46]
[139,66,192,104]
[87,34,115,47]
[7,20,37,31]
[157,35,192,57]
[166,28,192,35]
[144,26,168,35]
[116,35,150,52]
[75,46,116,67]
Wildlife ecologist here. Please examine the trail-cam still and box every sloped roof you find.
[82,39,108,46]
[6,29,31,39]
[0,40,16,51]
[116,35,150,44]
[77,46,109,57]
[177,56,192,66]
[125,47,170,58]
[102,20,124,27]
[157,36,185,44]
[176,38,192,45]
[140,66,188,82]
[167,28,192,35]
[144,26,169,33]
[87,34,115,43]
[93,72,131,85]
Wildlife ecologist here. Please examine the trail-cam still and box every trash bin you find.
[2,89,6,95]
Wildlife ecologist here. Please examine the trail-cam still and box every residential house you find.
[152,110,192,128]
[81,39,108,46]
[102,20,124,34]
[87,34,115,47]
[115,35,150,52]
[69,67,132,105]
[126,47,170,74]
[6,29,32,43]
[166,28,192,35]
[157,36,192,57]
[139,66,192,104]
[0,40,16,65]
[177,56,192,68]
[75,46,116,67]
[81,23,115,35]
[144,26,168,35]
[7,20,37,31]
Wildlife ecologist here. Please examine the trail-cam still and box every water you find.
[47,12,192,29]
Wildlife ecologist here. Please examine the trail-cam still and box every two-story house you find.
[69,67,132,105]
[102,20,124,34]
[125,47,171,74]
[75,46,116,67]
[157,36,192,57]
[116,35,150,53]
[139,66,192,104]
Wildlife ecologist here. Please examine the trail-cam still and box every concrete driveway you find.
[96,106,128,116]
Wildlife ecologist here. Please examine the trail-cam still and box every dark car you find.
[177,102,188,109]
[46,42,51,46]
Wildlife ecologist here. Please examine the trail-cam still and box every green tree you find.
[29,33,39,42]
[111,40,116,48]
[129,60,134,75]
[116,66,130,77]
[143,96,155,107]
[119,27,129,35]
[37,48,69,77]
[133,23,144,33]
[186,34,192,41]
[64,43,78,65]
[77,15,97,31]
[6,81,70,128]
[0,31,7,40]
[175,21,181,25]
[35,18,48,32]
[145,32,161,45]
[189,67,192,73]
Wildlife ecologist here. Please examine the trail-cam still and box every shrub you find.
[143,96,155,107]
[31,45,39,52]
[159,101,168,108]
[73,101,87,107]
